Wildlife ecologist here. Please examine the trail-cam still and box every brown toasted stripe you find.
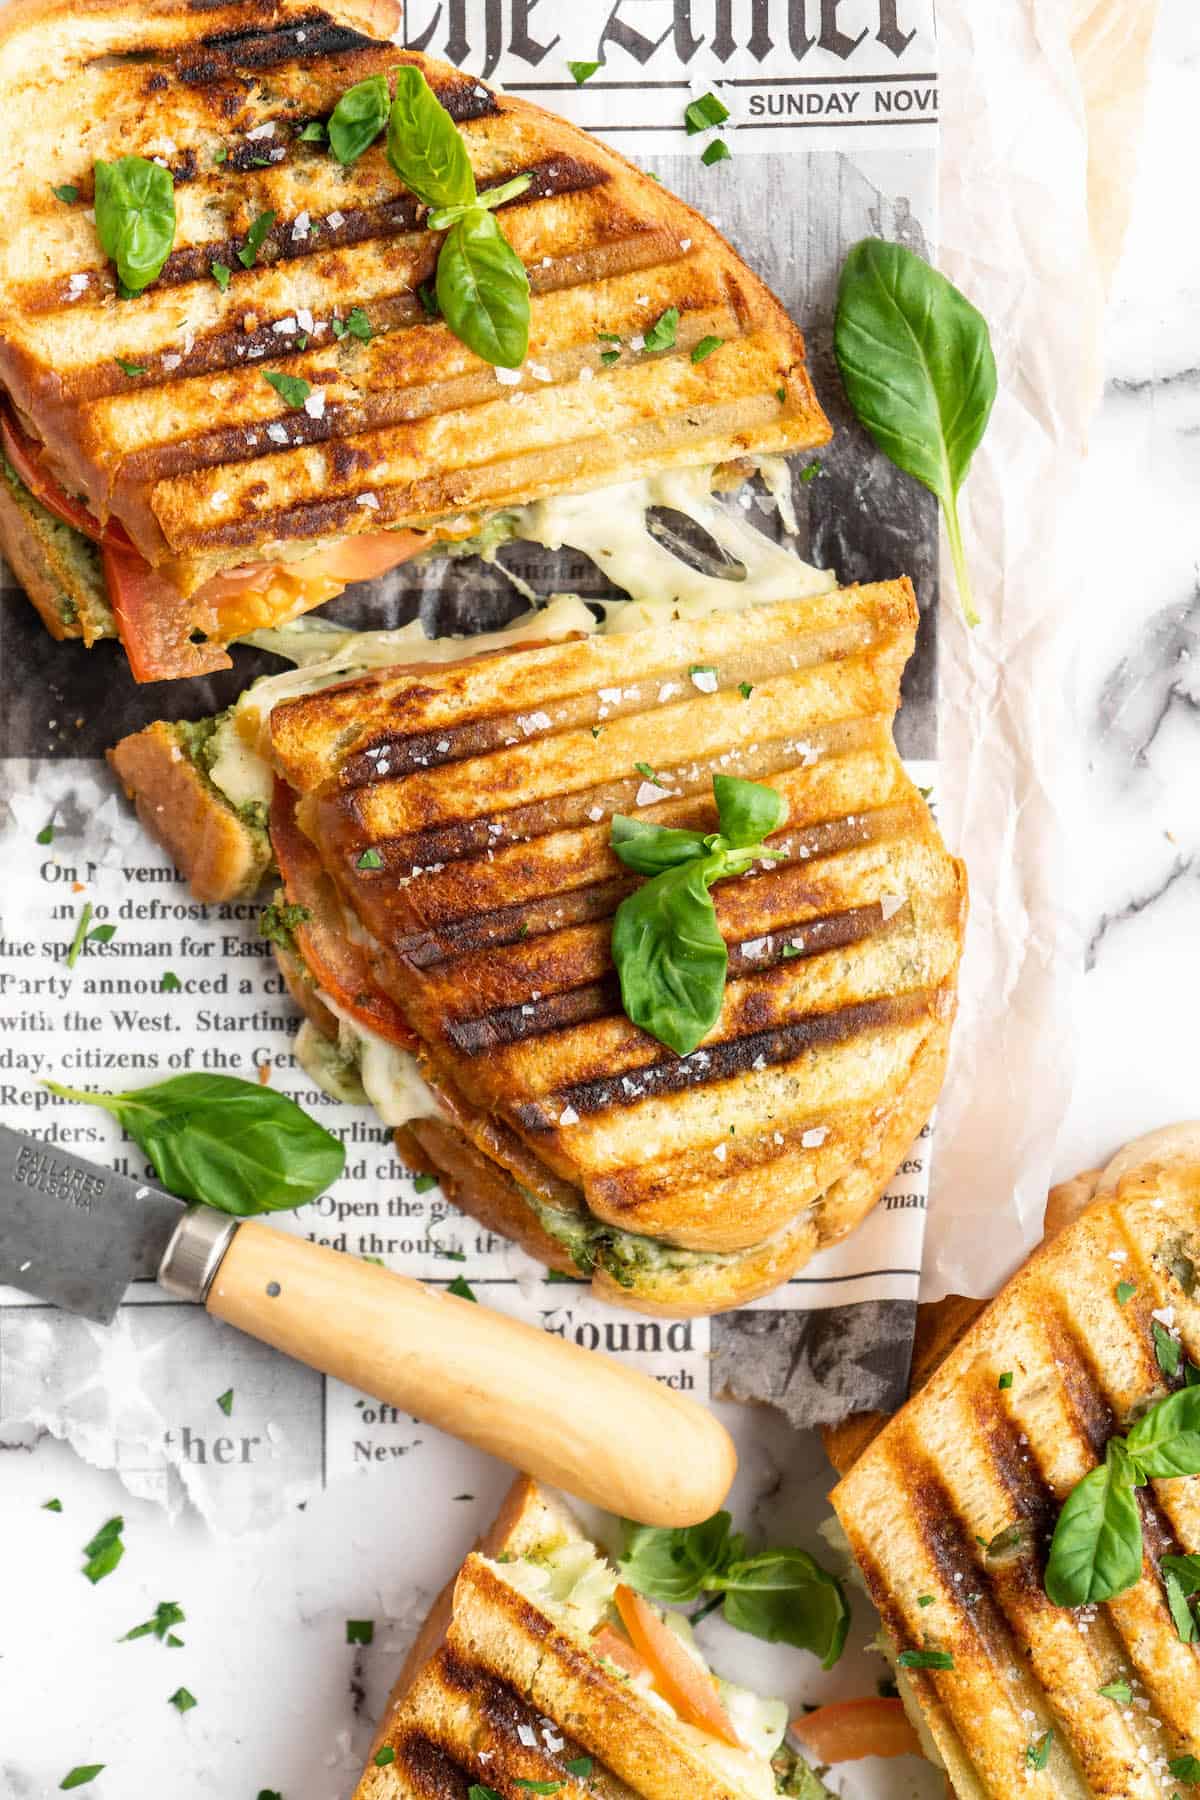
[180,18,384,81]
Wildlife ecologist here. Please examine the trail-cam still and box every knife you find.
[0,1124,735,1525]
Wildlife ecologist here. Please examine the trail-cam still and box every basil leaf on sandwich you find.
[328,72,390,165]
[43,1073,345,1216]
[93,155,176,293]
[387,64,476,209]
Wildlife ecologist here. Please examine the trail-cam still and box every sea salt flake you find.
[636,781,671,806]
[1152,1305,1176,1328]
[689,668,718,694]
[741,937,769,960]
[801,1126,828,1149]
[599,688,622,705]
[436,739,450,752]
[495,365,522,386]
[679,238,691,251]
[273,316,298,333]
[296,307,315,333]
[356,492,380,510]
[629,333,645,350]
[303,390,326,419]
[67,273,89,296]
[266,422,288,444]
[879,893,906,921]
[246,121,276,140]
[162,354,181,371]
[517,1726,537,1748]
[577,366,594,383]
[528,362,552,382]
[588,806,604,823]
[326,209,345,229]
[658,682,681,702]
[713,1142,727,1163]
[292,211,311,241]
[210,488,229,508]
[558,1107,579,1127]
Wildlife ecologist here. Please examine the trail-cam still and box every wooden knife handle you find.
[204,1220,736,1526]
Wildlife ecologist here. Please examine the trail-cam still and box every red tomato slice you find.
[613,1586,742,1749]
[1,407,102,539]
[301,529,430,584]
[591,1624,653,1681]
[791,1698,923,1764]
[270,780,418,1050]
[101,536,230,682]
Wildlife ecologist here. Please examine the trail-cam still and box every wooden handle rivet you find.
[266,1281,281,1297]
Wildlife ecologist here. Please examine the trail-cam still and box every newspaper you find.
[0,2,943,1519]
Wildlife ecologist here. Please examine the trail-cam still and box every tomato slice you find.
[270,780,418,1050]
[612,1586,741,1749]
[790,1698,923,1764]
[101,536,231,681]
[1,407,102,539]
[591,1624,653,1681]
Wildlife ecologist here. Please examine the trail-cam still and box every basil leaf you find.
[1153,1319,1183,1380]
[387,64,476,209]
[1165,1569,1197,1643]
[619,1513,734,1603]
[238,209,275,269]
[713,773,787,847]
[568,61,601,85]
[436,207,530,370]
[210,260,231,292]
[93,156,176,293]
[715,1549,849,1668]
[298,120,328,143]
[1169,1755,1200,1784]
[1162,1552,1200,1595]
[564,1758,592,1778]
[328,73,389,165]
[691,335,723,364]
[685,93,730,134]
[429,172,532,232]
[1044,1443,1144,1607]
[263,370,312,410]
[44,1074,345,1216]
[82,1515,125,1584]
[1127,1385,1200,1477]
[610,815,710,877]
[834,238,996,627]
[643,306,679,352]
[611,854,727,1056]
[701,139,731,166]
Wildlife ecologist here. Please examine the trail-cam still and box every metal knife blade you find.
[0,1124,186,1324]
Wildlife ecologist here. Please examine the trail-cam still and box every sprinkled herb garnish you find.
[1168,1756,1200,1784]
[738,681,753,700]
[374,1747,396,1766]
[1025,1731,1053,1770]
[568,61,602,84]
[643,306,679,352]
[356,847,384,870]
[413,1173,438,1193]
[1154,1319,1183,1379]
[52,183,78,204]
[417,279,440,316]
[212,145,228,164]
[82,1516,125,1584]
[332,306,373,342]
[43,1497,63,1511]
[998,1371,1013,1390]
[1098,1678,1132,1702]
[565,1760,593,1779]
[701,139,731,166]
[691,335,723,363]
[114,357,146,377]
[66,902,93,968]
[514,1785,563,1795]
[298,120,328,142]
[1116,1279,1136,1305]
[238,209,276,269]
[161,971,181,991]
[634,761,660,783]
[60,1768,105,1790]
[211,260,231,291]
[36,819,55,844]
[917,1594,934,1607]
[216,1388,233,1417]
[346,1619,374,1645]
[800,460,823,483]
[263,370,311,409]
[685,92,730,135]
[775,385,786,402]
[599,349,620,367]
[448,1274,477,1302]
[897,1648,953,1670]
[168,1687,197,1713]
[122,1600,184,1643]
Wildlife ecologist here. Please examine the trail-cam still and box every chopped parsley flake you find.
[412,1173,437,1193]
[565,1760,593,1779]
[1098,1679,1132,1703]
[346,1619,374,1645]
[43,1497,63,1511]
[82,1516,124,1584]
[356,847,384,870]
[691,334,724,363]
[161,971,181,992]
[263,369,311,409]
[567,61,602,85]
[448,1274,477,1303]
[374,1747,396,1766]
[212,146,228,164]
[36,819,55,844]
[897,1648,953,1669]
[168,1686,197,1713]
[216,1388,233,1417]
[643,306,679,352]
[799,459,823,483]
[916,1594,934,1607]
[599,348,620,366]
[701,138,731,166]
[333,306,373,342]
[122,1601,185,1643]
[1154,1318,1182,1379]
[775,385,786,402]
[298,120,328,142]
[60,1768,105,1790]
[738,681,754,700]
[211,260,231,292]
[1025,1731,1053,1770]
[684,92,730,134]
[52,183,79,205]
[114,357,146,377]
[634,761,659,782]
[66,902,94,969]
[238,209,276,268]
[998,1371,1013,1390]
[1116,1279,1136,1306]
[417,279,440,316]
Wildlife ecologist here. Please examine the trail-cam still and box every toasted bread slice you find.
[0,451,112,643]
[830,1133,1200,1798]
[269,580,965,1274]
[0,0,830,673]
[356,1474,799,1800]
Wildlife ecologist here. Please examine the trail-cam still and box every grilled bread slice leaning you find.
[112,577,966,1314]
[0,0,830,679]
[354,1473,827,1800]
[830,1127,1200,1798]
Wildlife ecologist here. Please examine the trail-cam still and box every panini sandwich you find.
[829,1126,1200,1797]
[352,1473,832,1799]
[111,574,966,1315]
[0,0,831,679]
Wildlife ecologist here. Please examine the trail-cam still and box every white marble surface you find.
[2,8,1196,1799]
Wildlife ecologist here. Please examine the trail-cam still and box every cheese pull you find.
[159,1207,736,1526]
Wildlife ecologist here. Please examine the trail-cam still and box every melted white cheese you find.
[315,991,440,1128]
[514,466,835,633]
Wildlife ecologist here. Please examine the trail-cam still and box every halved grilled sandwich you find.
[0,0,830,679]
[354,1473,832,1799]
[111,576,966,1315]
[829,1127,1200,1797]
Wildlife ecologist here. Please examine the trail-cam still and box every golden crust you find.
[107,721,271,902]
[831,1145,1200,1798]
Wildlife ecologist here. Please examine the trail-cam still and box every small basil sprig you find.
[93,156,176,294]
[834,238,996,627]
[620,1510,848,1669]
[44,1074,344,1216]
[385,65,531,367]
[610,774,787,1056]
[1045,1373,1200,1607]
[328,73,390,165]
